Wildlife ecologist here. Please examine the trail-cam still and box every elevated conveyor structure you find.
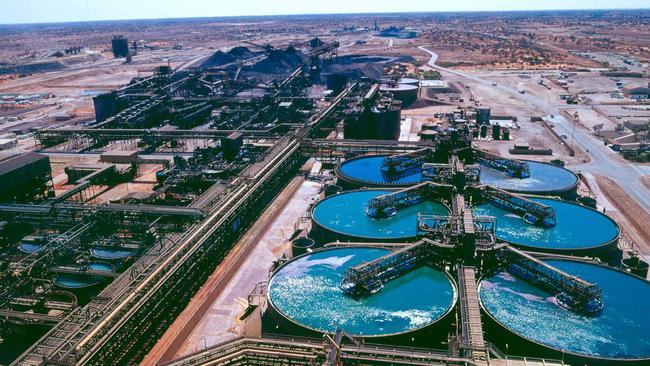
[505,246,603,316]
[10,74,353,366]
[457,266,488,363]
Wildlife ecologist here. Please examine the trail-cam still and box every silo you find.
[477,107,491,124]
[380,84,418,106]
[492,124,501,140]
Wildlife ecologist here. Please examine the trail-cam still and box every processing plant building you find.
[0,152,52,202]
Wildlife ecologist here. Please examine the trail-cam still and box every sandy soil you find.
[142,177,316,365]
[596,176,650,255]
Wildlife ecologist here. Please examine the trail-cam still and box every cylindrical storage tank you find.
[472,197,620,257]
[477,107,491,124]
[621,256,649,278]
[343,114,364,140]
[420,129,438,142]
[480,125,488,138]
[380,84,418,106]
[291,237,316,257]
[326,73,348,95]
[479,160,579,197]
[324,184,342,197]
[492,124,501,140]
[335,155,422,188]
[370,106,401,140]
[310,189,449,243]
[502,127,510,140]
[398,77,420,86]
[267,247,457,345]
[479,258,650,365]
[421,122,436,131]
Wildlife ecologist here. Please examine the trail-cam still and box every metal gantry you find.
[506,246,603,316]
[340,240,437,296]
[365,181,452,218]
[476,185,556,227]
[474,149,530,178]
[380,148,434,180]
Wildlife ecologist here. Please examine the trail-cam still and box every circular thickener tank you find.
[268,247,457,337]
[19,243,43,254]
[87,262,115,272]
[91,247,134,260]
[336,155,422,188]
[312,189,449,242]
[479,161,578,195]
[472,197,619,255]
[398,77,420,86]
[480,259,650,361]
[54,275,100,289]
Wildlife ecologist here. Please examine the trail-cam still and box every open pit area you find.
[0,8,648,366]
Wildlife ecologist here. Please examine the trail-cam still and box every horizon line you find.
[1,7,649,27]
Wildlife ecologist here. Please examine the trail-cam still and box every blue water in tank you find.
[87,262,114,272]
[472,198,618,251]
[313,190,448,240]
[19,243,43,254]
[90,247,134,260]
[479,161,577,193]
[268,247,456,336]
[54,275,98,289]
[480,260,650,359]
[338,156,422,185]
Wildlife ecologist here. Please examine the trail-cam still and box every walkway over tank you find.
[380,148,434,181]
[505,246,603,316]
[475,185,556,227]
[340,240,444,297]
[365,181,453,218]
[475,149,530,178]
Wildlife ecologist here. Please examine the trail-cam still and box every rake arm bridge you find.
[476,185,556,227]
[340,240,442,297]
[475,149,530,179]
[505,246,603,316]
[365,181,453,218]
[380,148,434,181]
